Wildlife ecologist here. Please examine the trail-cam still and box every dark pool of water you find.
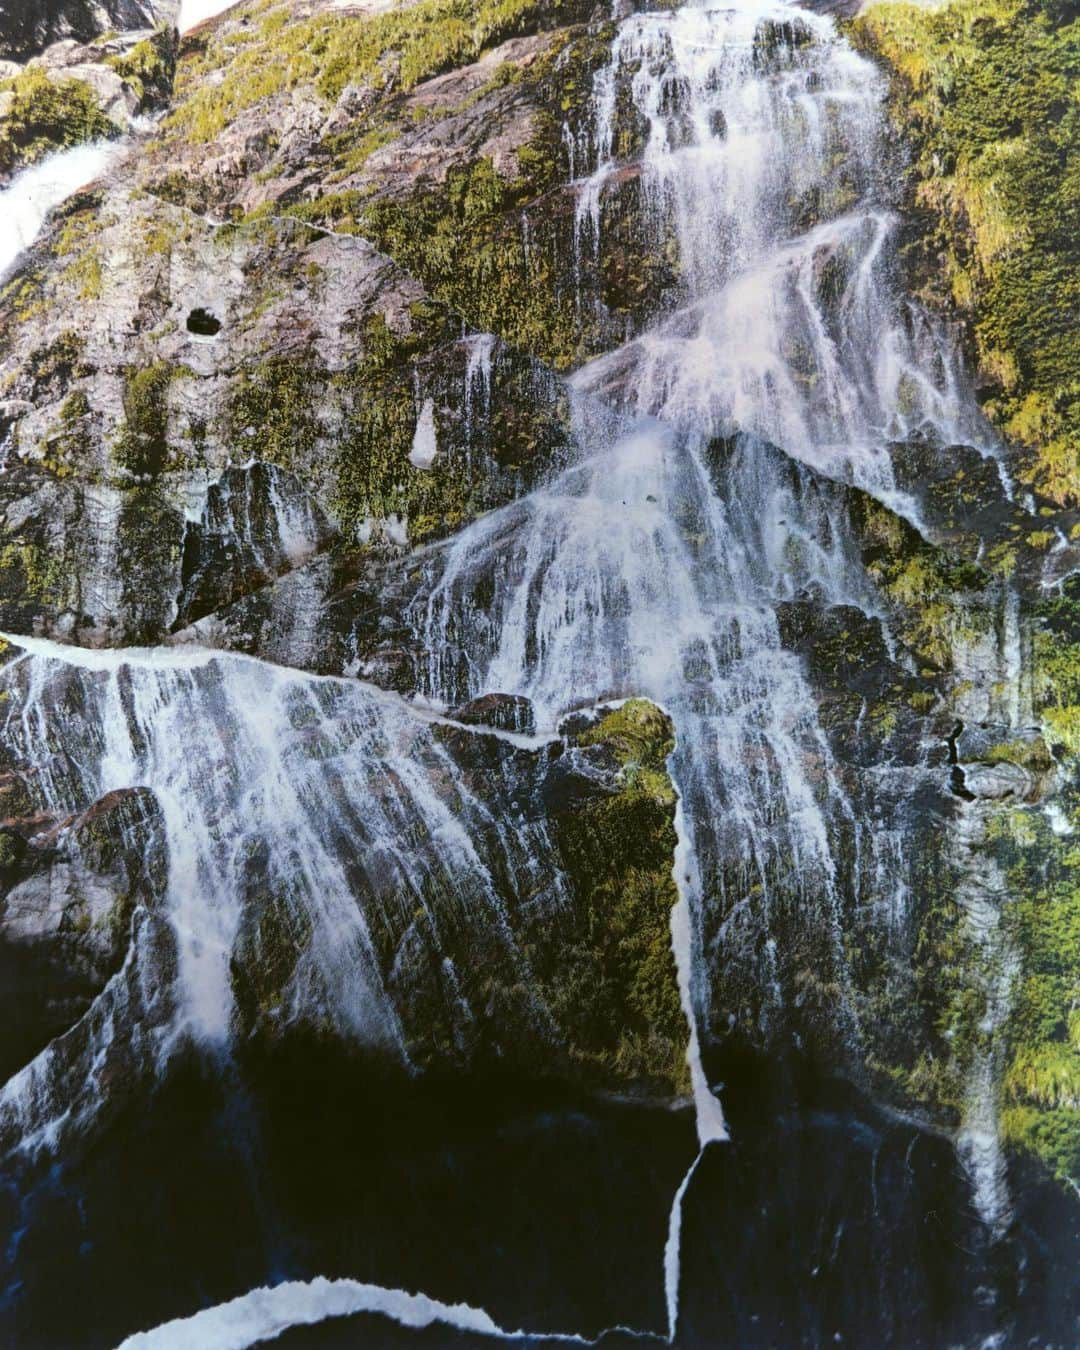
[0,1037,1076,1349]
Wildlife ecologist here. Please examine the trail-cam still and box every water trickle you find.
[0,636,576,1155]
[0,0,1022,1339]
[463,334,497,451]
[0,142,123,281]
[409,398,439,471]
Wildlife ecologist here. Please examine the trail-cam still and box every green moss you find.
[0,542,65,606]
[0,831,22,871]
[60,247,104,301]
[0,67,115,177]
[167,0,576,144]
[105,28,177,109]
[42,388,92,473]
[228,354,323,466]
[852,0,1080,504]
[993,800,1080,1187]
[360,154,587,369]
[853,493,991,668]
[114,362,179,477]
[22,331,88,396]
[545,701,689,1094]
[225,309,488,542]
[1033,576,1080,755]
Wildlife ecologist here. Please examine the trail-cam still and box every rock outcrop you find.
[0,0,177,62]
[0,0,1076,1255]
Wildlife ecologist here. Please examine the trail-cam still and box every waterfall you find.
[177,0,240,32]
[0,635,580,1155]
[403,0,1005,1330]
[0,142,123,281]
[573,0,989,489]
[0,0,1020,1344]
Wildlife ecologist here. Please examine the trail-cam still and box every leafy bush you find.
[0,67,114,176]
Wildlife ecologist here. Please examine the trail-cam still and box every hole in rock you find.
[186,308,222,337]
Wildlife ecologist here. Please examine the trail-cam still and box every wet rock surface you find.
[0,782,165,1083]
[0,0,1076,1345]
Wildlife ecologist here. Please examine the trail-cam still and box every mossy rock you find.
[0,66,115,178]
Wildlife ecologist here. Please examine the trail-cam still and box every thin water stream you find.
[0,0,1037,1344]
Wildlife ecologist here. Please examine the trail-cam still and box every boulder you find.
[451,692,537,735]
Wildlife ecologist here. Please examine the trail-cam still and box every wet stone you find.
[451,692,537,735]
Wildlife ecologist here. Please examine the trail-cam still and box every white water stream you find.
[0,142,123,281]
[177,0,240,32]
[0,0,1013,1343]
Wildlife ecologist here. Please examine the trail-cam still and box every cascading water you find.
[177,0,241,32]
[0,142,124,282]
[571,0,990,488]
[0,635,585,1157]
[0,0,1033,1345]
[397,0,1007,1330]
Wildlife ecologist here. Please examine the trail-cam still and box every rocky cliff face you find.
[0,0,176,62]
[0,0,1077,1344]
[854,0,1080,1207]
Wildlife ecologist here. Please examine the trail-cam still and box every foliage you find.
[106,28,178,109]
[994,796,1080,1186]
[546,700,689,1092]
[167,0,582,143]
[853,0,1080,503]
[0,67,114,176]
[360,156,585,370]
[229,353,323,466]
[113,363,178,477]
[1033,575,1080,755]
[852,492,991,668]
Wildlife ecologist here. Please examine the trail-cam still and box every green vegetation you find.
[22,331,89,399]
[546,700,690,1093]
[168,0,582,143]
[106,28,177,109]
[1034,575,1080,756]
[0,67,114,177]
[353,21,620,369]
[225,306,476,540]
[43,389,92,474]
[852,492,991,668]
[229,353,324,466]
[853,0,1080,503]
[360,156,587,369]
[163,0,615,368]
[0,541,65,607]
[114,363,180,477]
[991,800,1080,1187]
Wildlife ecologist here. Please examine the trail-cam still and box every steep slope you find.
[0,0,1077,1345]
[855,0,1080,1216]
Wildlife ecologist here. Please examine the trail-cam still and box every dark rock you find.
[174,461,335,630]
[451,692,536,735]
[887,437,1027,559]
[0,826,27,881]
[0,784,166,1082]
[0,0,175,61]
[185,307,222,337]
[359,647,416,695]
